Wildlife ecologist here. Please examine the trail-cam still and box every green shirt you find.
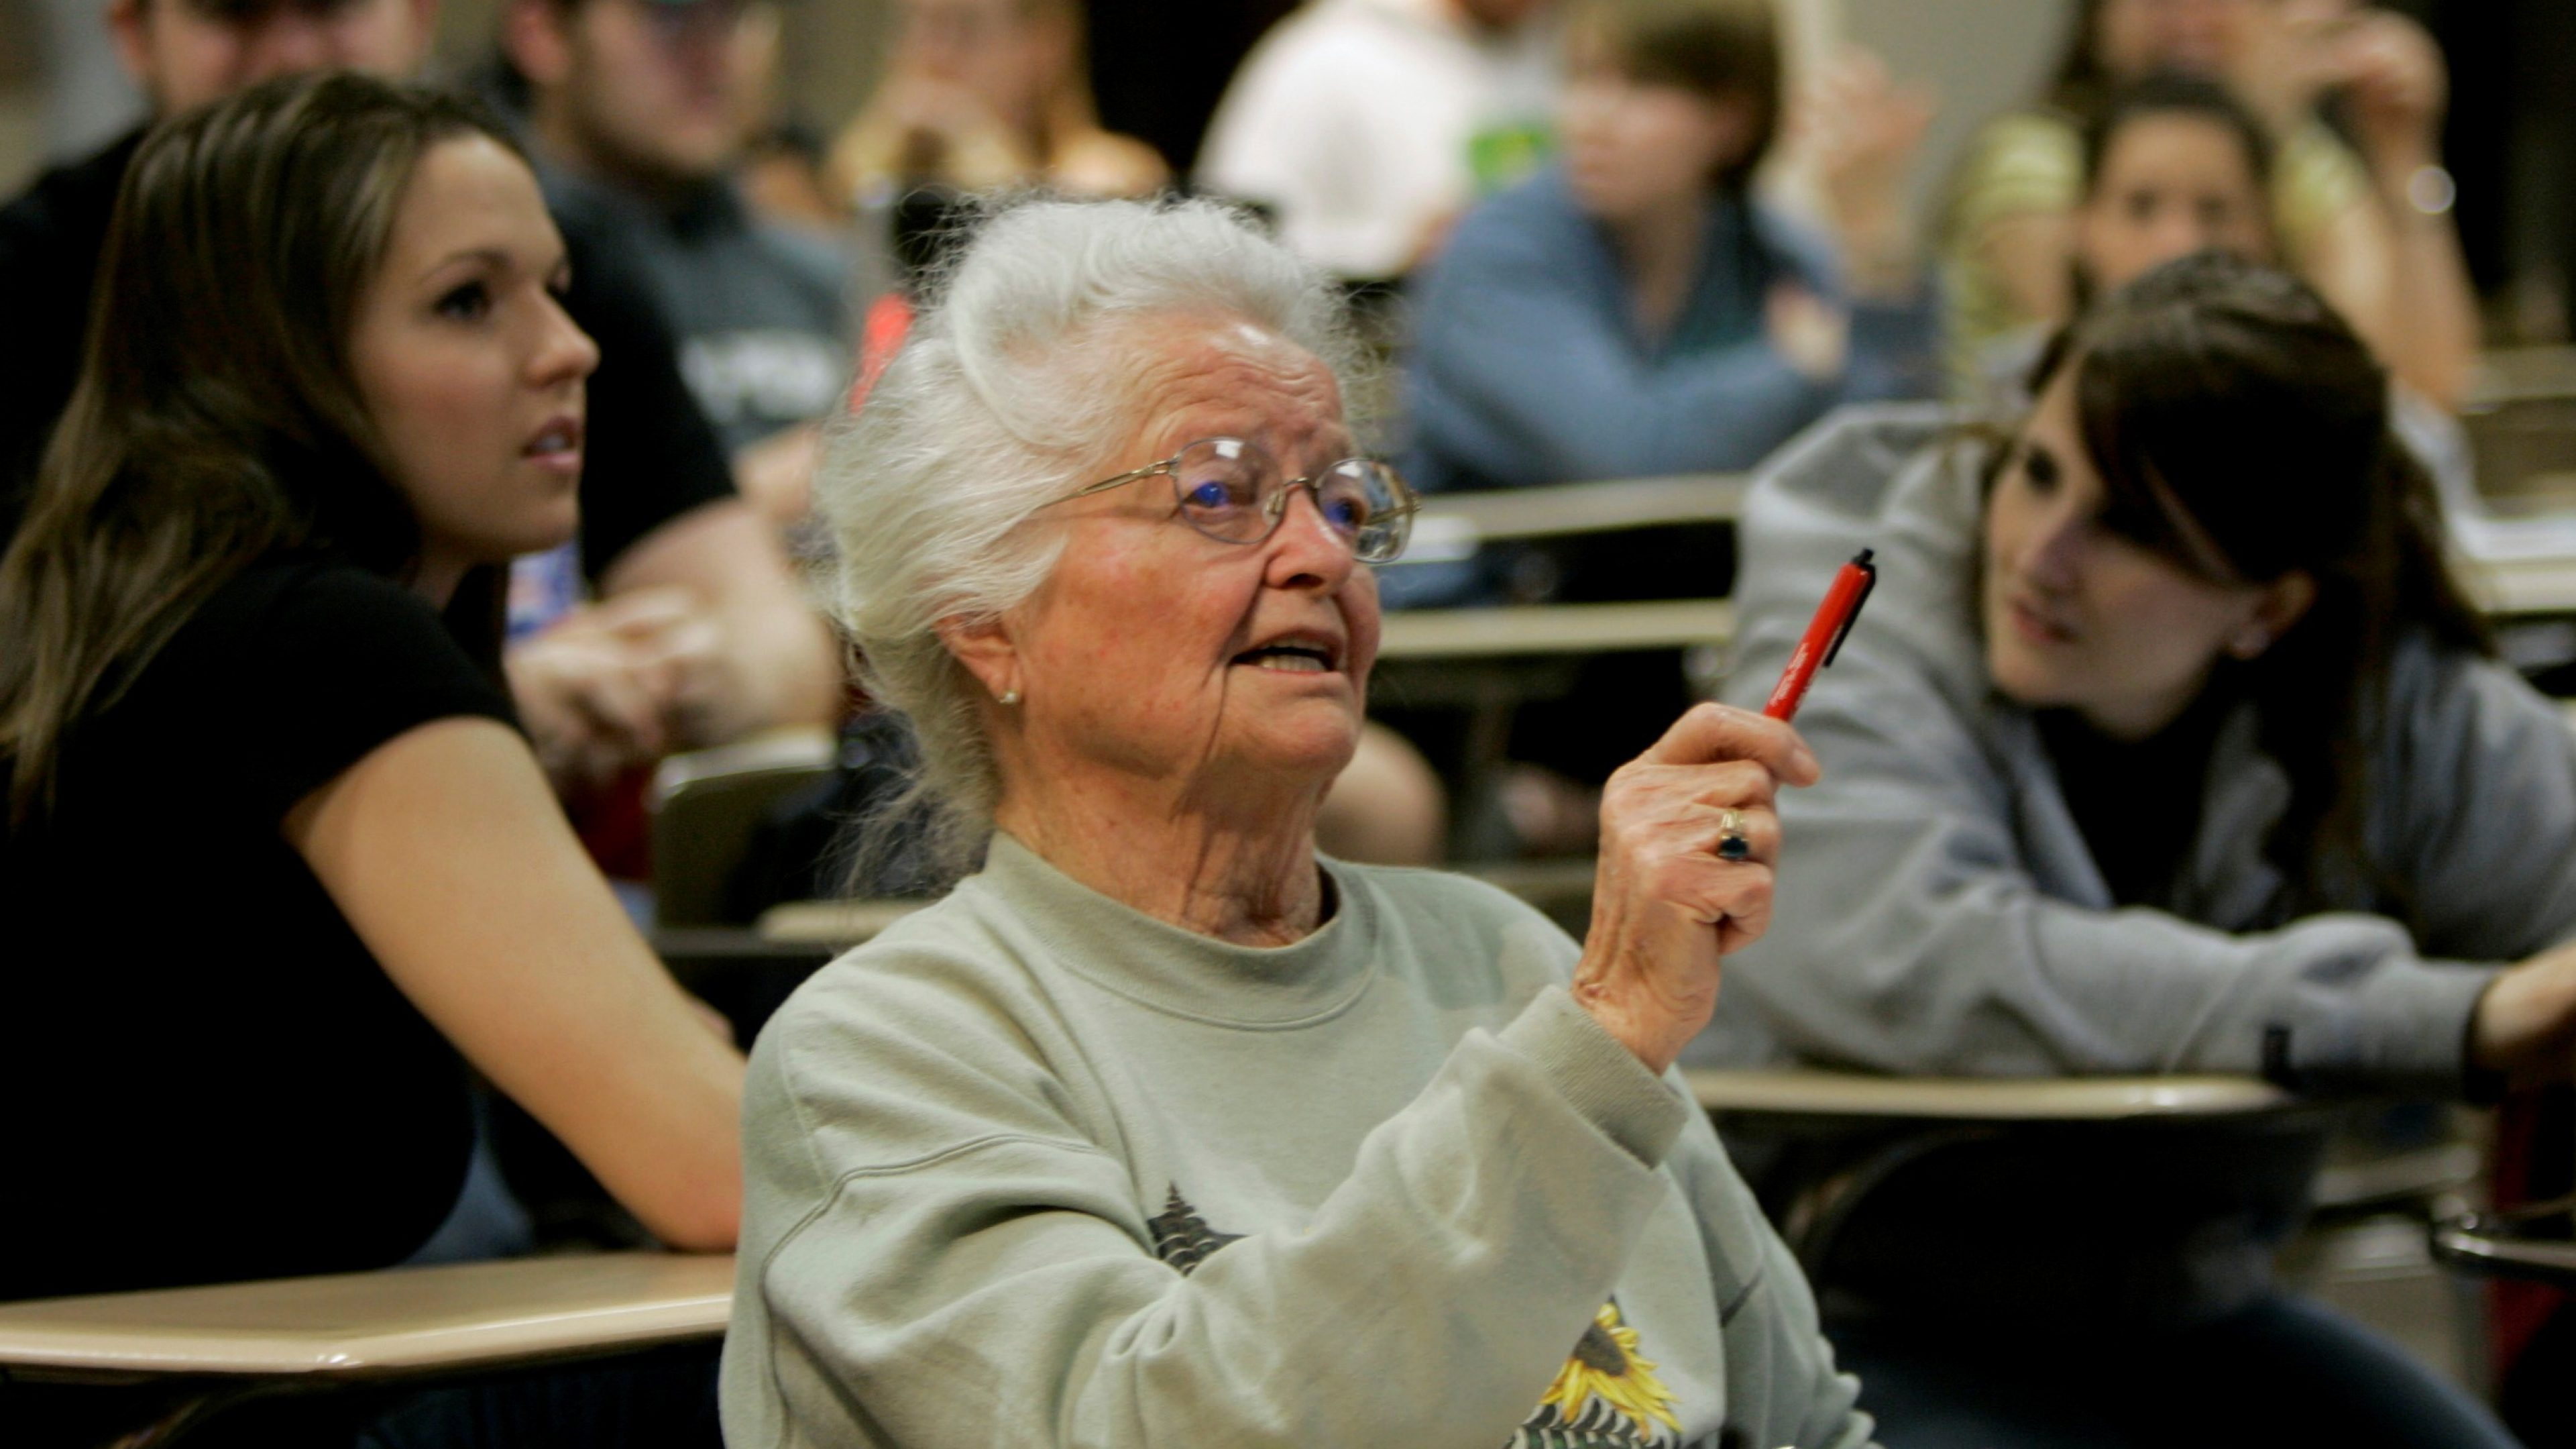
[722,833,1873,1448]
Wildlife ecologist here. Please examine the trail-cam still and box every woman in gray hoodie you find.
[1703,252,2576,1446]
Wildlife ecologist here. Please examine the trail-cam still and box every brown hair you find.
[0,72,519,822]
[2067,70,2277,308]
[2015,252,2490,912]
[2044,0,2115,119]
[1570,0,1782,193]
[2081,70,2272,202]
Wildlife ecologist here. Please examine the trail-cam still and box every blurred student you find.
[0,0,840,805]
[1960,70,2277,400]
[1403,0,1934,500]
[826,0,1166,203]
[502,0,850,528]
[1705,253,2546,1448]
[1972,72,2475,506]
[0,72,739,1440]
[1940,0,2477,409]
[1198,0,1559,280]
[1380,0,1929,855]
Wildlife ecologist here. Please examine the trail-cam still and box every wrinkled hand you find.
[1767,282,1850,384]
[2472,941,2576,1089]
[1571,704,1821,1074]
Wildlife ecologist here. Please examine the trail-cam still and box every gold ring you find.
[1717,807,1750,861]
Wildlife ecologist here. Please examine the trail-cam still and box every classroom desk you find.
[1377,598,1734,660]
[2471,345,2576,406]
[2473,553,2576,617]
[1685,1069,2294,1121]
[756,897,930,947]
[0,1252,734,1383]
[1685,1071,2306,1271]
[1413,473,1743,545]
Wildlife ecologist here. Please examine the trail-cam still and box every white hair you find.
[814,193,1373,873]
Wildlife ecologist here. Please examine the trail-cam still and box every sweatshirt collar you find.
[970,832,1380,1028]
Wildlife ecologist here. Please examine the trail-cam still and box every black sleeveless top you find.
[1,559,517,1301]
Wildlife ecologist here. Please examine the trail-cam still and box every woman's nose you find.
[533,297,602,388]
[1264,484,1357,592]
[2151,209,2210,260]
[2016,506,2087,590]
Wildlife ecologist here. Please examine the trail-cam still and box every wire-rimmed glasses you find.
[1053,437,1418,564]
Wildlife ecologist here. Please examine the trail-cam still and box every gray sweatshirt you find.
[1695,405,2576,1319]
[722,833,1873,1449]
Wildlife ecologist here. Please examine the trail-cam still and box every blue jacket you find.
[1402,166,1932,494]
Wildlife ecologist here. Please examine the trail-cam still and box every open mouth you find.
[2007,598,2076,645]
[524,418,583,462]
[1233,639,1341,674]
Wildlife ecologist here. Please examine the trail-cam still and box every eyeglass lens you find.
[1170,439,1409,561]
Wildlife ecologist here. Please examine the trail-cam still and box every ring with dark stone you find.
[1717,808,1751,861]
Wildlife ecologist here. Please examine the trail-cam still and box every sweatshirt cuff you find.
[1501,986,1692,1168]
[2291,957,2499,1097]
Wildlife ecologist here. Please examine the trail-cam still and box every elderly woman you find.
[719,197,1872,1449]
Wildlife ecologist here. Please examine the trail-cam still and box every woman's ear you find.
[2229,572,2318,659]
[936,612,1022,703]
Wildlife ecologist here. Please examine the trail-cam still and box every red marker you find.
[1762,548,1877,721]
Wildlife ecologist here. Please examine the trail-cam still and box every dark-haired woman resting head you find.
[1701,252,2568,1446]
[0,74,742,1316]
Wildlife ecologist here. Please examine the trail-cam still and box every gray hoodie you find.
[1694,406,2576,1320]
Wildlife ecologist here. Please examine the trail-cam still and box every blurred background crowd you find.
[9,0,2569,326]
[12,0,2559,863]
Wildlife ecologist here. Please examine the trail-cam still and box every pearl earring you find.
[998,689,1021,706]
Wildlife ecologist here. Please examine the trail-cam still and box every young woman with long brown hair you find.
[0,72,741,1316]
[1705,252,2565,1445]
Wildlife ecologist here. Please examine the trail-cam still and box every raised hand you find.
[1571,704,1821,1074]
[1803,48,1936,297]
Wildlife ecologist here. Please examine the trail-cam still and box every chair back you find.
[650,729,838,927]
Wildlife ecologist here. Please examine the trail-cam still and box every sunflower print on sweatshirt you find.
[1147,1187,1683,1449]
[1510,1299,1683,1448]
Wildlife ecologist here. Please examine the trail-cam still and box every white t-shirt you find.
[1197,0,1561,279]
